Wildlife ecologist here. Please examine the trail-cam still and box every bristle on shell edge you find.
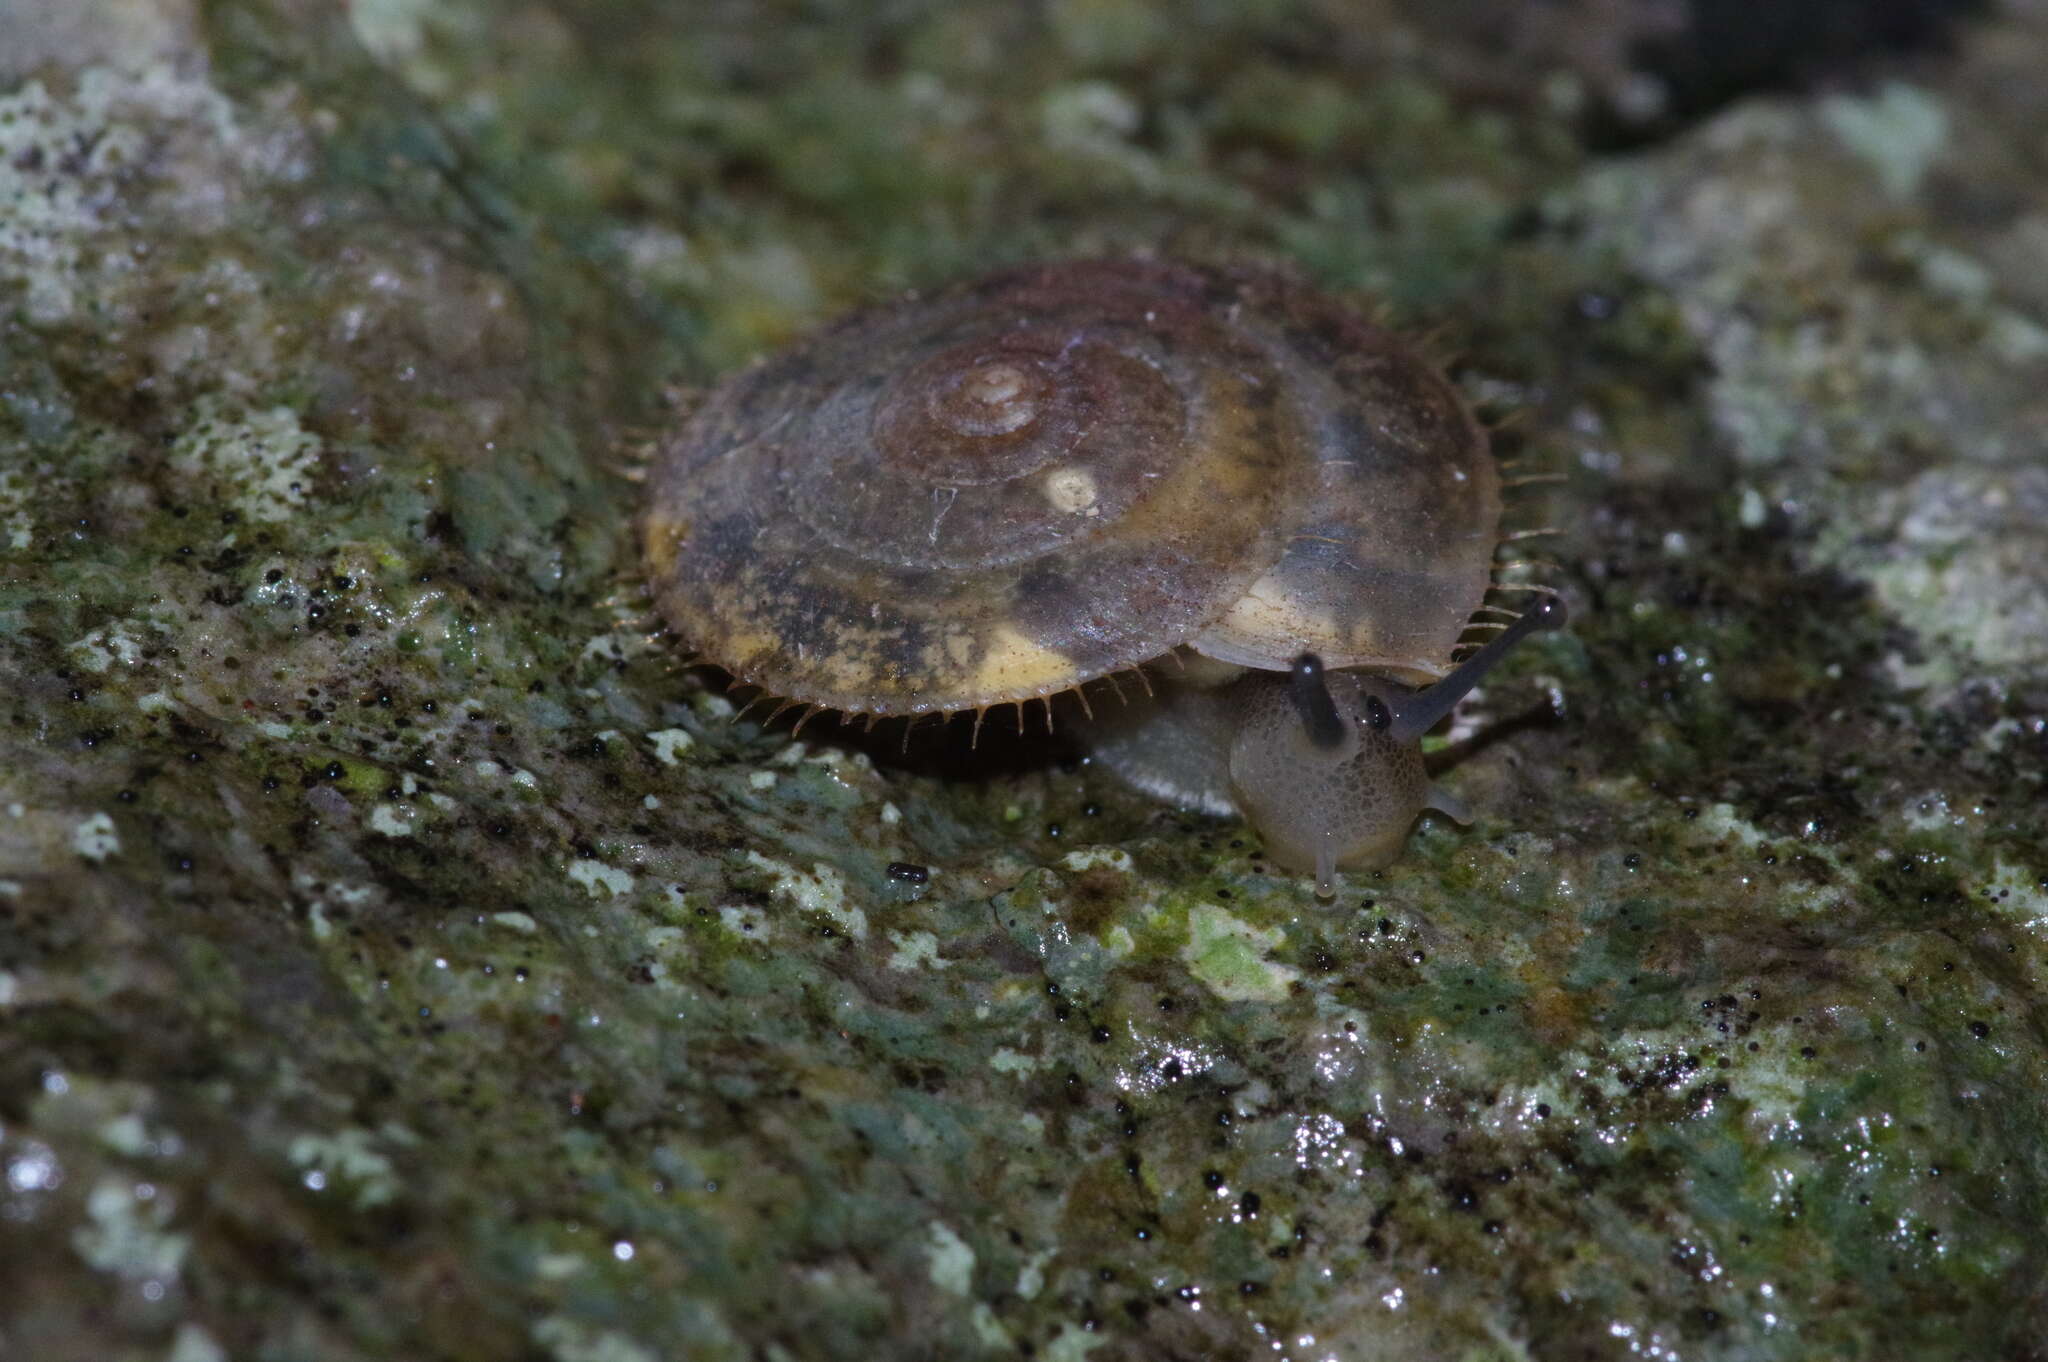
[705,663,1164,748]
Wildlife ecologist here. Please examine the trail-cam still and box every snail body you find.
[642,258,1562,894]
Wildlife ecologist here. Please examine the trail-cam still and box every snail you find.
[641,258,1564,897]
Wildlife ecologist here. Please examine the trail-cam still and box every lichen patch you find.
[367,803,413,837]
[646,728,696,765]
[73,1176,189,1278]
[568,859,633,898]
[0,469,36,550]
[68,621,147,673]
[71,812,120,861]
[1182,903,1298,1003]
[168,396,322,523]
[989,1047,1039,1075]
[743,851,865,938]
[1983,860,2048,931]
[886,930,946,970]
[288,1130,403,1210]
[925,1222,975,1296]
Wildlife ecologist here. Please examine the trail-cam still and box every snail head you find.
[1226,596,1567,898]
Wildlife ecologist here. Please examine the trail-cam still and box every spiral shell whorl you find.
[644,260,1310,714]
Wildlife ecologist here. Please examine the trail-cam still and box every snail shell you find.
[643,258,1560,891]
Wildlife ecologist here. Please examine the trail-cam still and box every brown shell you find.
[1186,269,1500,683]
[642,258,1499,715]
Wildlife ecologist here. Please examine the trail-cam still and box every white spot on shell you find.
[1043,467,1098,515]
[966,362,1025,405]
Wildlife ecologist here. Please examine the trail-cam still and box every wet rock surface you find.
[2,2,2044,1359]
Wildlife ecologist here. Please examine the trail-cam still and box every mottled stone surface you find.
[2,3,2044,1360]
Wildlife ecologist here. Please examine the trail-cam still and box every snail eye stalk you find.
[1389,595,1569,743]
[1289,653,1348,750]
